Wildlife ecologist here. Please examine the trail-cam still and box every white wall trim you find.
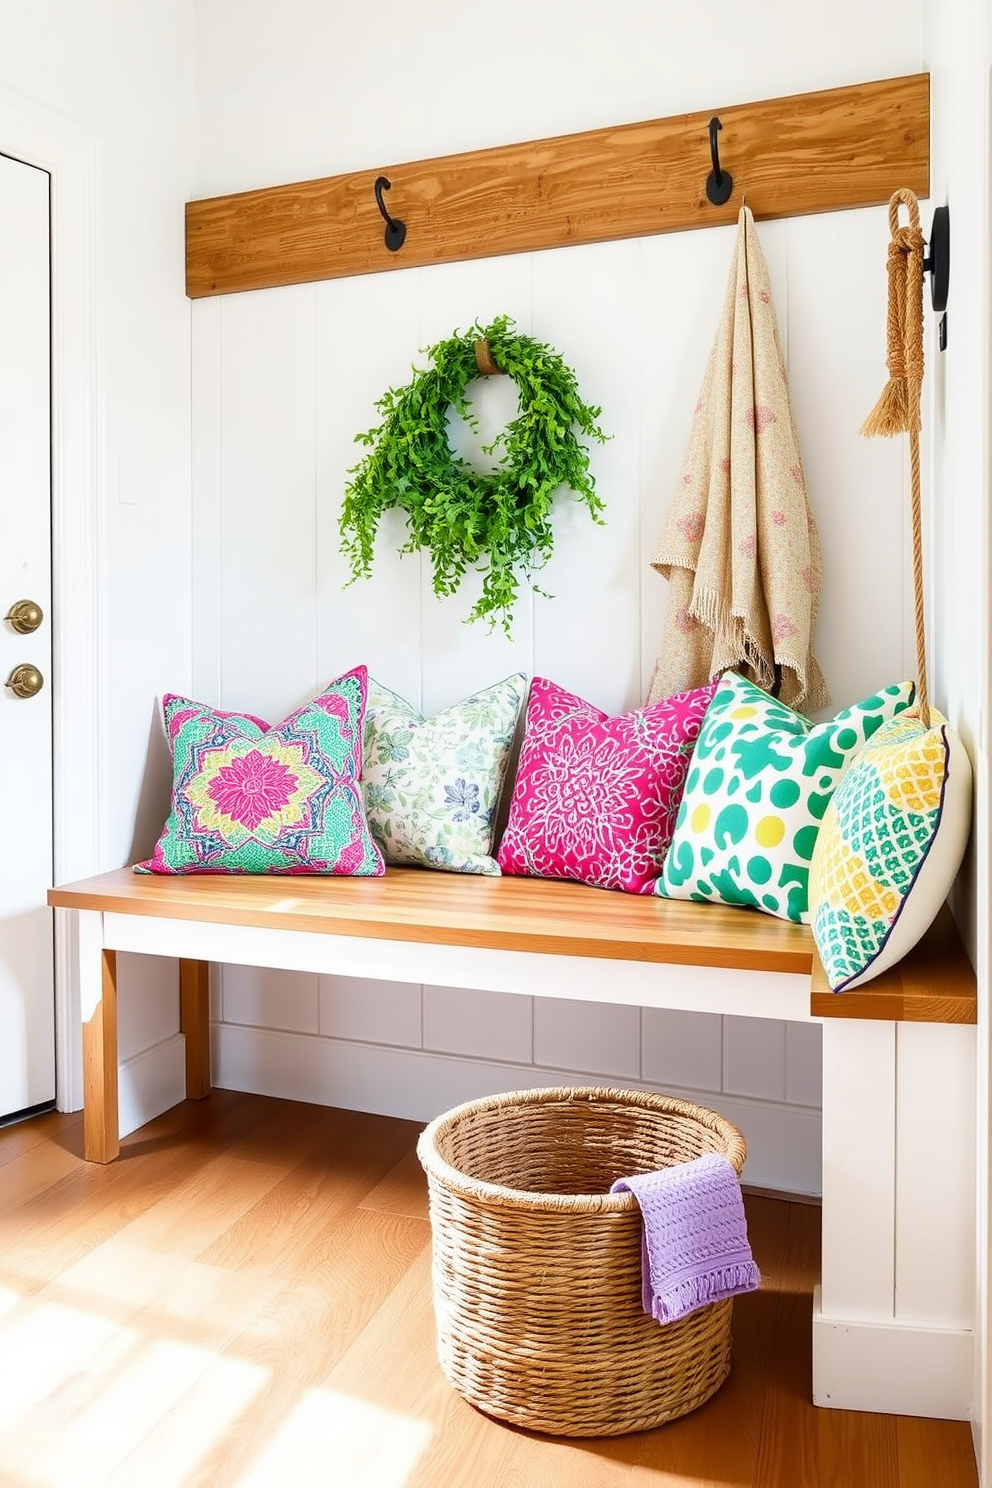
[119,1031,186,1141]
[0,86,103,1116]
[212,1020,824,1195]
[813,1286,973,1420]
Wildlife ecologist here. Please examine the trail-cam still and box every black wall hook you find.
[924,204,949,314]
[705,117,734,206]
[373,175,406,252]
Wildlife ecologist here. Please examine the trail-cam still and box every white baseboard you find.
[118,1031,186,1140]
[212,1022,822,1196]
[813,1286,973,1420]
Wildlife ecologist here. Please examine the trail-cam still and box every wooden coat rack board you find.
[186,73,929,299]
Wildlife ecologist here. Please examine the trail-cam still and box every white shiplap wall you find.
[189,204,914,1196]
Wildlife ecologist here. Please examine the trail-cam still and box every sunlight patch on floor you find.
[104,1352,270,1488]
[0,1301,126,1435]
[0,1283,21,1318]
[232,1388,434,1488]
[19,1338,266,1488]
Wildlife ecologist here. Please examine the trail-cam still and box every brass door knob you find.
[5,664,44,698]
[5,600,43,635]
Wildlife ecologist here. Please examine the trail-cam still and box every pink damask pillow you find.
[496,677,718,894]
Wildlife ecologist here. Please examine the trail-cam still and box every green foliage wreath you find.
[338,315,607,635]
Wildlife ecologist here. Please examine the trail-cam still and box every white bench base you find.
[53,871,977,1421]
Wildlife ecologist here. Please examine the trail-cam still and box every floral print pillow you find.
[137,665,384,875]
[496,677,718,894]
[362,674,527,874]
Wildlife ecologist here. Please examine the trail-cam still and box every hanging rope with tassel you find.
[860,187,930,727]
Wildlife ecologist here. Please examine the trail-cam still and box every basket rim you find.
[416,1084,748,1214]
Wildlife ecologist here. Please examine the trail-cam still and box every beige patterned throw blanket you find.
[648,205,829,713]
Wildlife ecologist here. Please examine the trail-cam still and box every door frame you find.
[0,86,101,1113]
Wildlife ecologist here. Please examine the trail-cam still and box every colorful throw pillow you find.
[659,672,916,922]
[496,677,718,894]
[362,674,527,874]
[137,665,384,876]
[809,711,972,989]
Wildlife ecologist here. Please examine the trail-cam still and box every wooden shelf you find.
[50,864,974,1024]
[186,73,929,299]
[810,901,976,1024]
[49,866,812,974]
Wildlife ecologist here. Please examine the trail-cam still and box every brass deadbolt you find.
[5,664,44,698]
[5,600,43,635]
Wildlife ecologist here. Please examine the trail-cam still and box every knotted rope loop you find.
[862,187,930,727]
[863,188,925,438]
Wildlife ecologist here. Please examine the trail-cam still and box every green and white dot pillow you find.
[658,672,916,922]
[362,673,527,875]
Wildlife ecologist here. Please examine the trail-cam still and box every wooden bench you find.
[48,864,977,1421]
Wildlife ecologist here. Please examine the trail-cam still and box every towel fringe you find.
[652,1259,761,1323]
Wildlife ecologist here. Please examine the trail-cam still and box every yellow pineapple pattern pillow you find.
[809,711,972,990]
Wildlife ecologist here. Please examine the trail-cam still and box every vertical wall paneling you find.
[319,975,422,1050]
[209,285,322,1035]
[216,284,319,719]
[642,1007,724,1092]
[423,984,532,1064]
[784,209,914,705]
[191,297,223,706]
[529,238,642,711]
[315,269,423,700]
[785,1019,824,1107]
[723,1016,788,1102]
[219,964,319,1036]
[116,954,185,1062]
[534,997,641,1081]
[415,252,536,713]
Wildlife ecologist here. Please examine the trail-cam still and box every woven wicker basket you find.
[416,1085,748,1438]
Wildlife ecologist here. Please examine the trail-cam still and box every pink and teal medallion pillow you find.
[137,665,384,876]
[496,677,718,894]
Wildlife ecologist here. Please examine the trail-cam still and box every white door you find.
[0,151,54,1119]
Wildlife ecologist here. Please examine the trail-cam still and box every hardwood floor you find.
[0,1093,978,1488]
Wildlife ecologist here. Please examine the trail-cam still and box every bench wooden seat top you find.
[49,865,976,1026]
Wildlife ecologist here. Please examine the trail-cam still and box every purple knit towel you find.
[610,1153,760,1323]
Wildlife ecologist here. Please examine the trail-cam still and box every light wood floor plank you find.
[0,1107,81,1167]
[897,1412,981,1488]
[181,1208,431,1488]
[198,1110,421,1272]
[359,1146,432,1220]
[0,1093,258,1295]
[0,1092,977,1488]
[753,1203,902,1488]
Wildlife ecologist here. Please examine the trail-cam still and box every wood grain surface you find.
[49,864,814,973]
[186,73,929,297]
[180,957,212,1099]
[49,863,976,1023]
[809,902,976,1024]
[82,947,119,1163]
[0,1095,976,1488]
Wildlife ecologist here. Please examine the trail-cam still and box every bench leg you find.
[814,1018,975,1419]
[81,941,120,1164]
[180,958,212,1100]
